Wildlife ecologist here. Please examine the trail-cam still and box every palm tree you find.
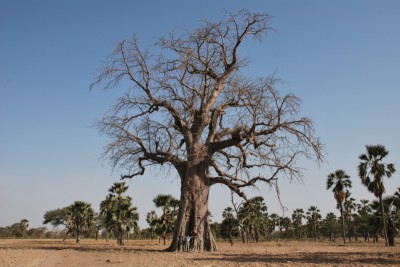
[220,207,239,245]
[320,212,340,241]
[146,210,158,240]
[326,169,352,244]
[109,182,129,197]
[277,216,292,239]
[292,209,305,240]
[357,199,372,242]
[343,193,356,243]
[152,194,179,245]
[222,207,235,219]
[306,206,321,241]
[238,196,268,243]
[68,201,95,243]
[100,195,113,241]
[370,196,399,246]
[19,219,29,238]
[92,212,103,241]
[100,182,139,245]
[268,213,279,240]
[358,144,396,246]
[392,187,400,207]
[359,199,372,212]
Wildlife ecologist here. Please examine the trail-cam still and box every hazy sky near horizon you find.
[1,0,399,229]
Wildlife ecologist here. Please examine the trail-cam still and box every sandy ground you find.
[0,239,399,267]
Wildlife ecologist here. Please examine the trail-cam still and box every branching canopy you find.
[91,10,323,201]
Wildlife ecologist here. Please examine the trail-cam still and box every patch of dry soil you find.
[0,239,399,267]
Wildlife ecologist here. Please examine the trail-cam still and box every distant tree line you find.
[213,145,399,247]
[212,189,400,246]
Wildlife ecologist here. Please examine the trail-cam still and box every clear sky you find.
[1,0,399,229]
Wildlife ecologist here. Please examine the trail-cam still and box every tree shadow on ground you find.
[193,251,400,266]
[0,240,165,252]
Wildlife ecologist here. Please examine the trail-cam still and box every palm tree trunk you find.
[76,228,80,244]
[313,222,317,241]
[347,217,351,243]
[119,227,123,245]
[379,195,389,246]
[240,226,246,243]
[339,204,346,244]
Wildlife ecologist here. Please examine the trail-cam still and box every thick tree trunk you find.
[167,166,217,252]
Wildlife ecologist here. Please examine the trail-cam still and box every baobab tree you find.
[91,9,323,251]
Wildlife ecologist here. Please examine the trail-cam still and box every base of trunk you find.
[166,234,217,252]
[167,171,217,252]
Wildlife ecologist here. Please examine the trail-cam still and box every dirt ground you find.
[0,239,399,267]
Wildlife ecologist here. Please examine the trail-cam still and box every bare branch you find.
[91,10,323,203]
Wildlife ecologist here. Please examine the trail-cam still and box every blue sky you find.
[1,0,399,228]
